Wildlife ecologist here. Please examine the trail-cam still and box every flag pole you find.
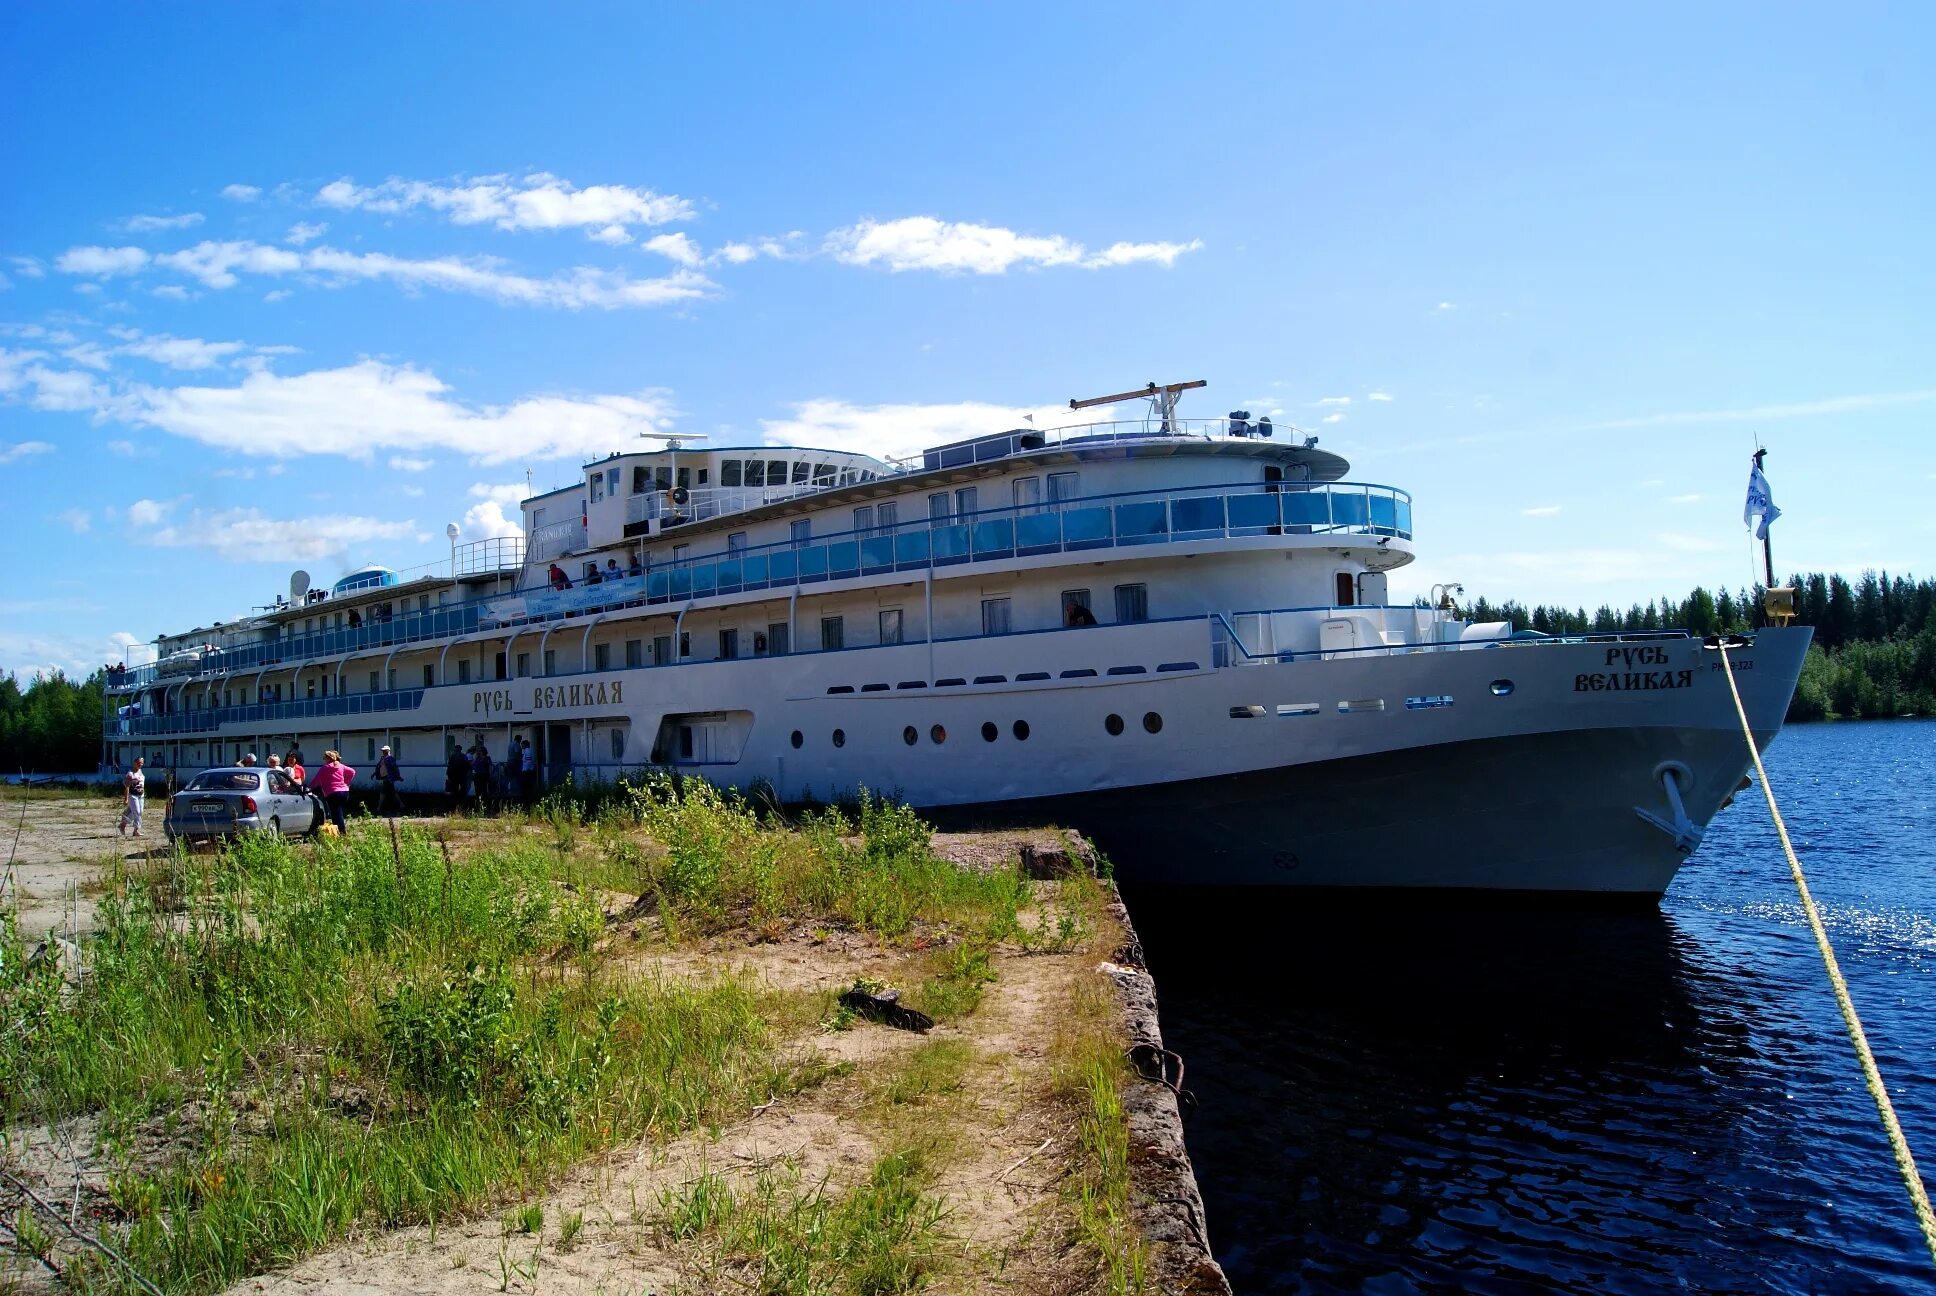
[1752,448,1774,589]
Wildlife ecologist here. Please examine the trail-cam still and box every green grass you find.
[1051,976,1149,1296]
[0,779,1049,1295]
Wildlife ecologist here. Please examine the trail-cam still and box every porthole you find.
[1013,719,1030,740]
[1143,711,1163,734]
[930,724,947,744]
[1489,679,1515,697]
[833,728,846,747]
[981,721,998,742]
[1105,713,1124,736]
[903,725,918,746]
[790,730,803,749]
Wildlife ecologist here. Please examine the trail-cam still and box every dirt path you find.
[0,789,138,940]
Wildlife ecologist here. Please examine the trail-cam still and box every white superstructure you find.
[103,388,1810,896]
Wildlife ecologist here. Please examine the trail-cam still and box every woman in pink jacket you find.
[311,750,357,835]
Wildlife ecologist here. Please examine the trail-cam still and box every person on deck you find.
[311,751,356,835]
[548,563,572,591]
[1065,598,1098,627]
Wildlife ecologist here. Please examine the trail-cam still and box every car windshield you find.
[186,771,260,792]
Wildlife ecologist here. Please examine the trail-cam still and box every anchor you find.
[1634,762,1703,855]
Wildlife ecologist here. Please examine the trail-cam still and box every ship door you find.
[546,723,573,782]
[1335,572,1356,607]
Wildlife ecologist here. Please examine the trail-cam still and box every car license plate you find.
[192,799,224,814]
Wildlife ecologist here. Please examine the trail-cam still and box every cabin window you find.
[653,634,671,664]
[791,461,809,485]
[590,474,604,503]
[1062,589,1093,625]
[721,460,742,487]
[928,492,950,523]
[1264,465,1284,494]
[387,669,397,690]
[1012,477,1042,513]
[853,505,875,536]
[719,629,739,660]
[516,653,530,678]
[1114,584,1149,623]
[494,652,507,680]
[1048,471,1080,506]
[728,532,747,554]
[981,598,1012,635]
[672,543,690,565]
[594,643,610,671]
[954,486,978,517]
[625,639,643,668]
[543,649,556,675]
[879,609,903,645]
[790,519,811,548]
[821,616,845,651]
[458,659,472,684]
[1335,572,1356,606]
[767,622,789,656]
[878,502,898,531]
[369,670,380,692]
[610,728,625,761]
[678,632,690,658]
[422,665,434,687]
[744,459,766,487]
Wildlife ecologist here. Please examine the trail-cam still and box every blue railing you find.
[113,688,429,738]
[107,480,1410,693]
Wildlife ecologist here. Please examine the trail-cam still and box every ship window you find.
[767,622,789,656]
[679,632,690,658]
[878,501,898,531]
[625,639,643,668]
[791,462,809,485]
[833,728,846,747]
[981,598,1011,635]
[1230,705,1265,719]
[1105,713,1124,735]
[1062,589,1092,625]
[590,474,604,503]
[1335,572,1356,606]
[458,659,472,684]
[1490,679,1515,697]
[422,665,434,687]
[594,643,610,671]
[767,459,787,485]
[656,467,673,491]
[369,670,380,692]
[853,505,875,536]
[653,634,671,664]
[1278,702,1320,716]
[1012,476,1042,512]
[1143,711,1164,734]
[744,460,765,487]
[728,532,747,554]
[517,653,530,677]
[1048,472,1080,506]
[1114,584,1149,623]
[719,629,738,660]
[821,616,844,651]
[790,730,803,749]
[930,725,946,744]
[981,721,998,742]
[611,728,625,761]
[679,726,694,759]
[633,466,649,494]
[1013,719,1030,740]
[903,725,918,746]
[495,652,507,680]
[954,486,978,517]
[879,609,903,645]
[672,543,690,564]
[790,519,811,548]
[543,649,556,674]
[814,463,835,485]
[677,467,691,489]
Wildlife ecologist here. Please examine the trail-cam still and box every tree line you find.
[0,670,107,774]
[1454,570,1936,721]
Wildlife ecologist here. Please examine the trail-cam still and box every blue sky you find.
[3,3,1933,677]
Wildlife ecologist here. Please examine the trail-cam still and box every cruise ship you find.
[102,382,1811,896]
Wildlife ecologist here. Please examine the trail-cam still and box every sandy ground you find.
[0,789,140,941]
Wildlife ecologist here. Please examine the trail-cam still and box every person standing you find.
[374,745,403,816]
[312,750,357,835]
[118,756,146,837]
[520,737,538,808]
[284,748,306,790]
[470,741,494,815]
[445,743,472,812]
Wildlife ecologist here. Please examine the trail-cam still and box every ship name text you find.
[473,679,625,715]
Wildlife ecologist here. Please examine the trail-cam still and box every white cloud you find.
[315,174,696,236]
[642,232,704,267]
[107,328,248,370]
[221,184,262,202]
[826,217,1201,274]
[1666,493,1703,504]
[462,482,529,540]
[152,284,191,300]
[1368,391,1394,402]
[1520,505,1562,518]
[0,627,146,680]
[57,508,90,533]
[758,398,1087,463]
[147,507,423,562]
[285,221,328,246]
[63,342,113,370]
[1435,301,1456,311]
[262,290,290,302]
[590,224,632,246]
[1584,389,1936,431]
[56,245,151,276]
[127,498,173,526]
[389,455,433,472]
[56,236,714,309]
[10,256,46,279]
[120,212,204,233]
[118,359,677,465]
[1321,412,1346,424]
[1315,396,1352,407]
[715,235,803,265]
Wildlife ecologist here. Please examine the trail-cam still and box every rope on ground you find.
[1717,641,1936,1269]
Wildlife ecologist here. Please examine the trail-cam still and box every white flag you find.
[1743,463,1781,540]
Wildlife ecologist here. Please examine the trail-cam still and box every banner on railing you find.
[485,574,646,625]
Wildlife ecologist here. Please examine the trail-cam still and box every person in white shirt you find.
[520,737,537,808]
[119,756,146,837]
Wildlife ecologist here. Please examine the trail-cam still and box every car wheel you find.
[267,816,281,837]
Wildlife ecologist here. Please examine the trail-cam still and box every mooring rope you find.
[1717,641,1936,1268]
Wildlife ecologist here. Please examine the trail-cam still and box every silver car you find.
[165,767,322,843]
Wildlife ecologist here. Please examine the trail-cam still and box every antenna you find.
[1068,380,1207,434]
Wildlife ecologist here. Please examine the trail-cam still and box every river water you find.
[1128,719,1936,1294]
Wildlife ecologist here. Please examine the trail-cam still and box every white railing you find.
[625,483,825,528]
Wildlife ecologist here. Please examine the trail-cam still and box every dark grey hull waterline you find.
[933,629,1812,897]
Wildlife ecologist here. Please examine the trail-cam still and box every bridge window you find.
[791,461,810,485]
[721,460,742,487]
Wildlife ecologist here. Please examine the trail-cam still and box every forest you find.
[0,569,1928,772]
